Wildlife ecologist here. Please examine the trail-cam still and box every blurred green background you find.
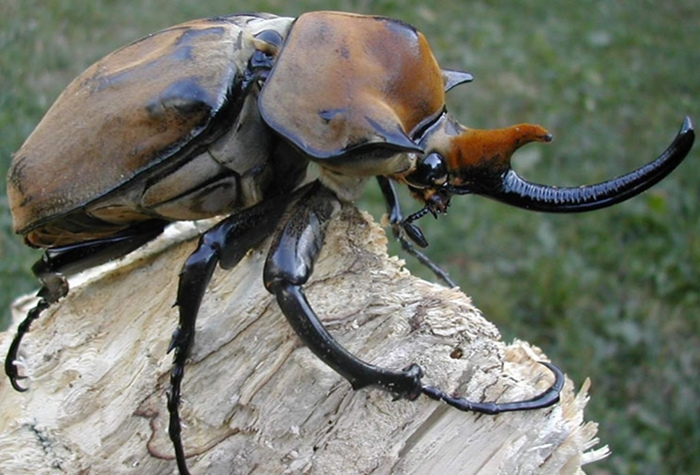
[1,0,698,473]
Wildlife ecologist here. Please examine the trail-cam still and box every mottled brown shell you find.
[7,14,280,237]
[259,11,447,161]
[8,11,455,246]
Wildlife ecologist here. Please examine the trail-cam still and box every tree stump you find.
[0,204,608,474]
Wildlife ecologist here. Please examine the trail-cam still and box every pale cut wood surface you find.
[0,205,608,474]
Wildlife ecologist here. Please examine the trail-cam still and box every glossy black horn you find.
[468,117,694,213]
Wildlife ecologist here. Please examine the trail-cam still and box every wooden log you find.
[0,204,608,474]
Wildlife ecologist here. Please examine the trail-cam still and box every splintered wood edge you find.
[0,205,608,474]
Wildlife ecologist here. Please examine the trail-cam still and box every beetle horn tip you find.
[442,69,474,92]
[681,115,694,134]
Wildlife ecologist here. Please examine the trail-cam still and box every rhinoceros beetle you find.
[4,11,694,474]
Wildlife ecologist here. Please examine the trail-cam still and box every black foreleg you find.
[264,181,564,417]
[263,182,424,397]
[376,176,457,287]
[422,361,564,414]
[269,282,424,398]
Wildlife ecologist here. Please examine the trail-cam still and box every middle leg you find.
[167,184,314,474]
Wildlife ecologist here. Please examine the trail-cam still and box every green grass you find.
[1,0,698,473]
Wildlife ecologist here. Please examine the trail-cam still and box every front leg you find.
[376,176,457,287]
[263,181,564,411]
[263,182,423,398]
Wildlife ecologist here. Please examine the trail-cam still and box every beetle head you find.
[400,113,694,221]
[402,114,552,216]
[258,12,694,213]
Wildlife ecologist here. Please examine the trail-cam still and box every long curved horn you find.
[451,117,694,213]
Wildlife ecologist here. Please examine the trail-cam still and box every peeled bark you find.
[0,205,608,474]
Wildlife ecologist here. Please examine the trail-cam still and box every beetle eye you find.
[407,153,448,188]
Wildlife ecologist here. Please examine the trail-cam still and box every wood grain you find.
[0,205,608,474]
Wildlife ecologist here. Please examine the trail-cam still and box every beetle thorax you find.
[316,151,417,202]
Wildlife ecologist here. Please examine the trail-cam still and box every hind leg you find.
[4,220,168,391]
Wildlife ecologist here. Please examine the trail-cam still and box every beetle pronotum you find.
[4,11,694,474]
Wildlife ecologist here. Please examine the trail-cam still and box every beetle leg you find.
[264,182,423,397]
[264,181,564,413]
[5,220,168,391]
[377,177,457,288]
[422,361,564,414]
[166,185,308,474]
[167,235,220,475]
